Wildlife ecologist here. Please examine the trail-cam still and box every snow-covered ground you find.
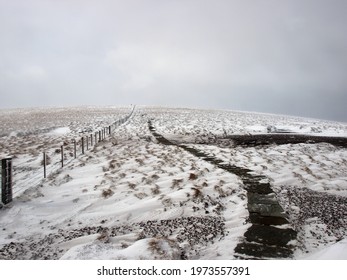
[0,106,346,259]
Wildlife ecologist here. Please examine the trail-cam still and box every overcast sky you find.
[1,0,347,122]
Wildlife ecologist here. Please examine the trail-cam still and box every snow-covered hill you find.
[0,106,346,259]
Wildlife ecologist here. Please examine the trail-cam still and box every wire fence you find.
[1,106,135,206]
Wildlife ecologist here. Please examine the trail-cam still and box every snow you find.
[301,238,347,260]
[48,127,71,135]
[61,238,154,260]
[0,106,346,260]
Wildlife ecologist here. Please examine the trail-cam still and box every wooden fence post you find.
[82,137,84,154]
[74,140,77,159]
[1,158,13,205]
[99,131,101,142]
[61,145,64,168]
[86,135,89,150]
[91,134,93,146]
[43,152,46,178]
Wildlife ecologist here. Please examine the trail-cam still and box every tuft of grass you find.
[192,187,203,201]
[97,229,110,243]
[189,173,197,180]
[128,182,136,190]
[147,238,180,259]
[135,158,145,165]
[148,238,166,256]
[62,174,73,183]
[304,166,314,177]
[161,197,172,207]
[135,192,148,199]
[151,185,160,195]
[214,185,225,197]
[41,154,51,166]
[101,188,114,198]
[109,160,119,169]
[102,166,109,172]
[172,178,183,188]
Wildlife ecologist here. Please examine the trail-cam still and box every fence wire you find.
[1,106,135,204]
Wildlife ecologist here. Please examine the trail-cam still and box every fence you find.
[0,106,135,206]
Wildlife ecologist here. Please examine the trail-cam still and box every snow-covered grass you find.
[0,106,132,198]
[0,106,346,259]
[150,107,347,142]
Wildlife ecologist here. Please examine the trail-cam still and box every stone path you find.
[148,120,297,259]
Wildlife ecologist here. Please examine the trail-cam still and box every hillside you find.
[1,106,347,259]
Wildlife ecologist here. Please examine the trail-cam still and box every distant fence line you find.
[1,106,135,206]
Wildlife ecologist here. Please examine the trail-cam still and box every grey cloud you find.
[1,0,346,122]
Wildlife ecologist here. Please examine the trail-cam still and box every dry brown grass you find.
[192,187,203,201]
[135,192,148,199]
[101,188,114,198]
[41,154,52,166]
[97,229,110,243]
[172,178,183,188]
[151,185,160,195]
[128,182,136,190]
[147,238,181,260]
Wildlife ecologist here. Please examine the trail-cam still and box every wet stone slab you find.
[244,225,297,246]
[248,213,289,226]
[247,192,288,218]
[234,242,294,259]
[225,134,347,148]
